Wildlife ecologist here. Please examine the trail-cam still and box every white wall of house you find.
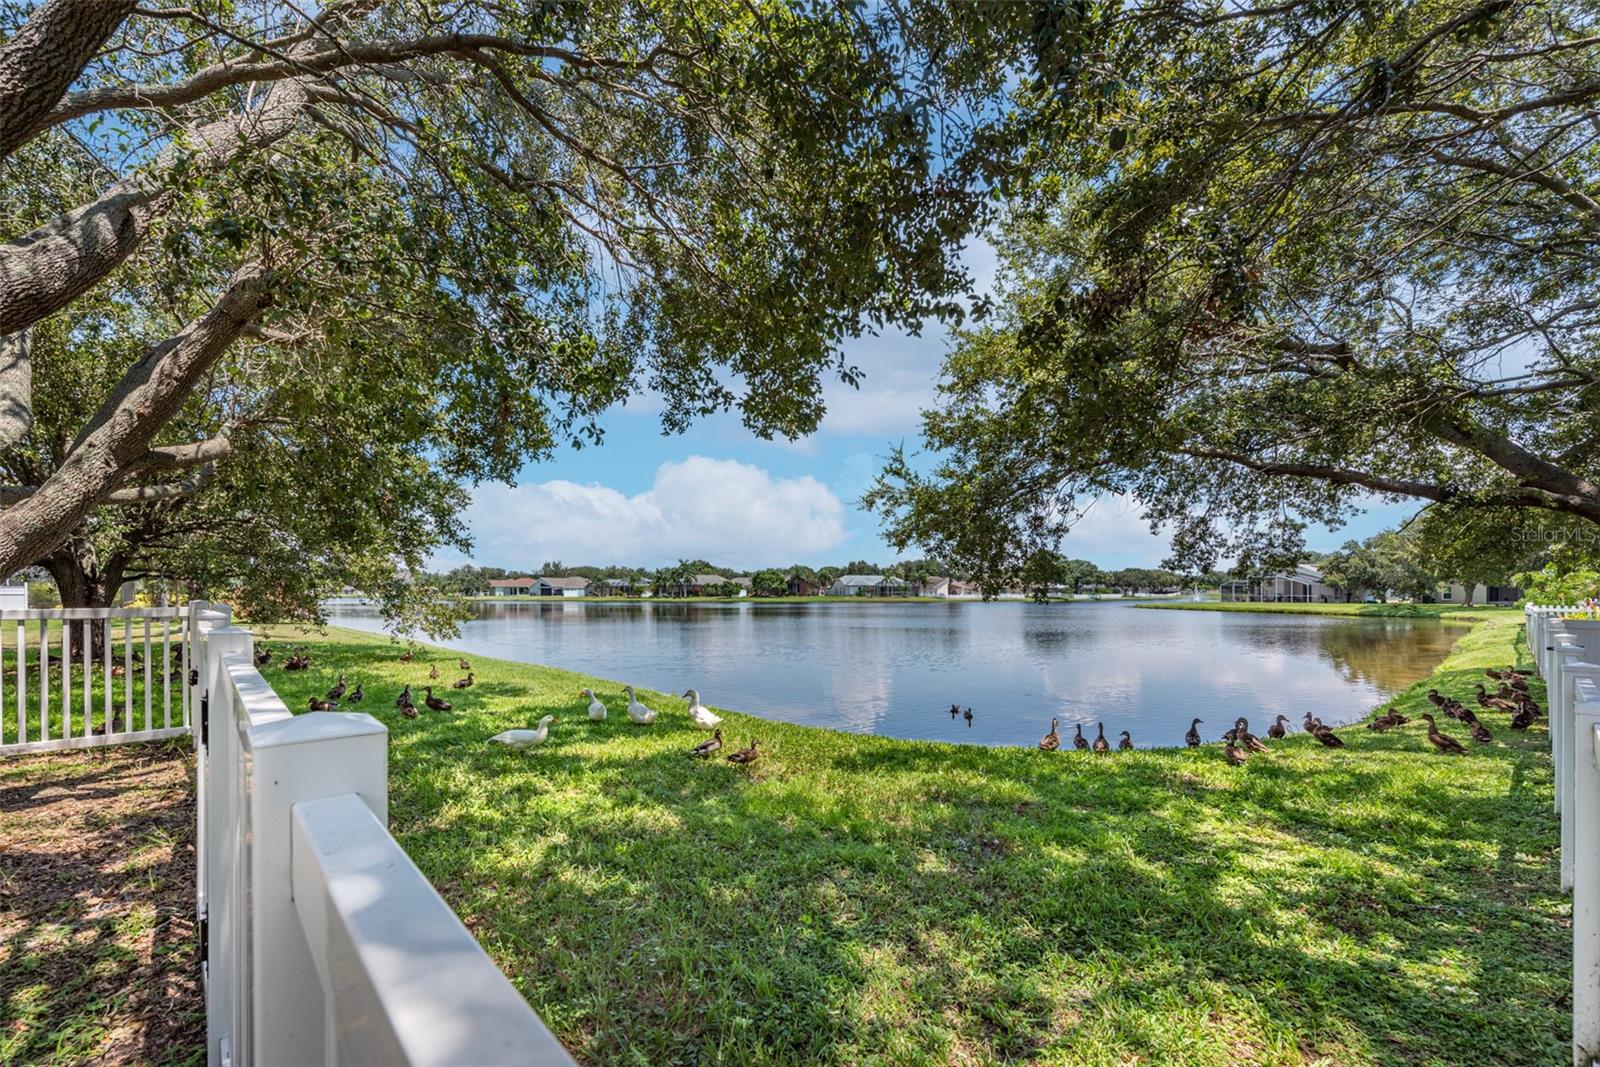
[0,582,26,611]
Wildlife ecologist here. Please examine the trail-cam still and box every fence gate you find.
[0,605,194,756]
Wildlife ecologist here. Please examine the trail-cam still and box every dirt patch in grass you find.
[0,740,202,1066]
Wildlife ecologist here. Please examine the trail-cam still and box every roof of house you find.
[691,574,726,585]
[835,574,886,585]
[537,576,590,589]
[488,577,538,588]
[729,576,751,587]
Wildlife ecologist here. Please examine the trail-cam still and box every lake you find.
[325,599,1464,749]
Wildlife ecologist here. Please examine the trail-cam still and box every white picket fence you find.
[0,605,193,754]
[1527,604,1600,1067]
[1,602,573,1065]
[190,603,574,1066]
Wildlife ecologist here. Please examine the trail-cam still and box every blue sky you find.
[438,242,1418,573]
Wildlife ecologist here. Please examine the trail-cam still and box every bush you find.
[26,580,59,608]
[1515,561,1600,606]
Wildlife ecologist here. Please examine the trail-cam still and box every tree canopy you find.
[869,0,1600,581]
[0,0,1035,596]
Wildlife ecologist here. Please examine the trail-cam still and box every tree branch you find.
[0,328,32,451]
[0,264,272,574]
[0,0,136,164]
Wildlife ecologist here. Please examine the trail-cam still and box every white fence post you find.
[1573,678,1600,1066]
[197,611,244,1067]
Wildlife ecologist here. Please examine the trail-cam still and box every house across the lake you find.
[921,576,952,597]
[1219,563,1342,603]
[827,574,912,597]
[786,573,822,596]
[1436,581,1522,606]
[487,576,589,597]
[593,578,645,597]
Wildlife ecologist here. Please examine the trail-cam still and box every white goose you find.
[581,687,607,721]
[682,689,721,729]
[624,685,658,725]
[489,715,557,750]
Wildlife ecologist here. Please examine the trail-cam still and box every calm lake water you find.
[326,600,1464,749]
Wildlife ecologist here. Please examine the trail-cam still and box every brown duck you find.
[1468,719,1493,744]
[1092,723,1110,753]
[1185,718,1203,748]
[1235,718,1268,753]
[1266,715,1288,739]
[458,657,471,671]
[400,648,413,662]
[1118,730,1133,751]
[452,672,475,690]
[308,696,339,711]
[1073,724,1089,751]
[1039,718,1061,752]
[429,663,441,680]
[1421,713,1466,755]
[400,701,420,720]
[326,674,347,701]
[423,686,453,712]
[726,739,759,764]
[690,730,723,757]
[1224,740,1248,765]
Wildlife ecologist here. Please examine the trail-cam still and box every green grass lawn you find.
[1140,601,1521,621]
[254,616,1564,1066]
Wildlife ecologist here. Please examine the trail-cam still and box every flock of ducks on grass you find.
[259,646,760,765]
[1032,665,1542,763]
[265,644,1543,770]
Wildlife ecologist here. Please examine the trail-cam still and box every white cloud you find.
[1058,496,1174,567]
[454,457,848,570]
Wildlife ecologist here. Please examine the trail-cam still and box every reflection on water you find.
[326,600,1463,749]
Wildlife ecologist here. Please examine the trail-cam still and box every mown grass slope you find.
[257,616,1565,1066]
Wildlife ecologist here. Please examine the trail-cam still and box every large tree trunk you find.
[0,264,271,578]
[0,0,134,165]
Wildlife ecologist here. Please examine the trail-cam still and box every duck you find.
[429,663,441,680]
[458,657,471,671]
[1307,716,1344,748]
[963,706,974,727]
[690,729,724,757]
[1073,724,1089,751]
[399,648,413,662]
[1427,688,1446,707]
[1184,718,1203,748]
[254,647,272,667]
[346,683,364,705]
[1235,718,1268,753]
[726,738,759,764]
[308,697,339,712]
[423,686,453,712]
[683,689,722,729]
[1420,713,1467,754]
[452,672,475,690]
[949,703,960,720]
[1469,719,1493,744]
[1224,740,1248,765]
[624,685,657,725]
[1118,730,1133,751]
[400,701,419,720]
[1367,711,1400,732]
[490,715,558,749]
[582,687,607,720]
[1092,723,1110,753]
[1267,714,1288,739]
[1039,718,1061,751]
[1475,684,1517,712]
[326,675,347,701]
[394,683,412,709]
[1511,704,1537,730]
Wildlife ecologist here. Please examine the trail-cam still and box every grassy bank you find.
[254,617,1562,1066]
[1138,600,1519,621]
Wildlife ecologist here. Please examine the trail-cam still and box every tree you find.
[0,0,1023,580]
[751,569,786,597]
[868,0,1600,581]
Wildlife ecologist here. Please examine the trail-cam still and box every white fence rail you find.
[193,604,573,1067]
[0,605,194,756]
[1527,604,1600,1066]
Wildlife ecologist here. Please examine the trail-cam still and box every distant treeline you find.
[423,555,1228,599]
